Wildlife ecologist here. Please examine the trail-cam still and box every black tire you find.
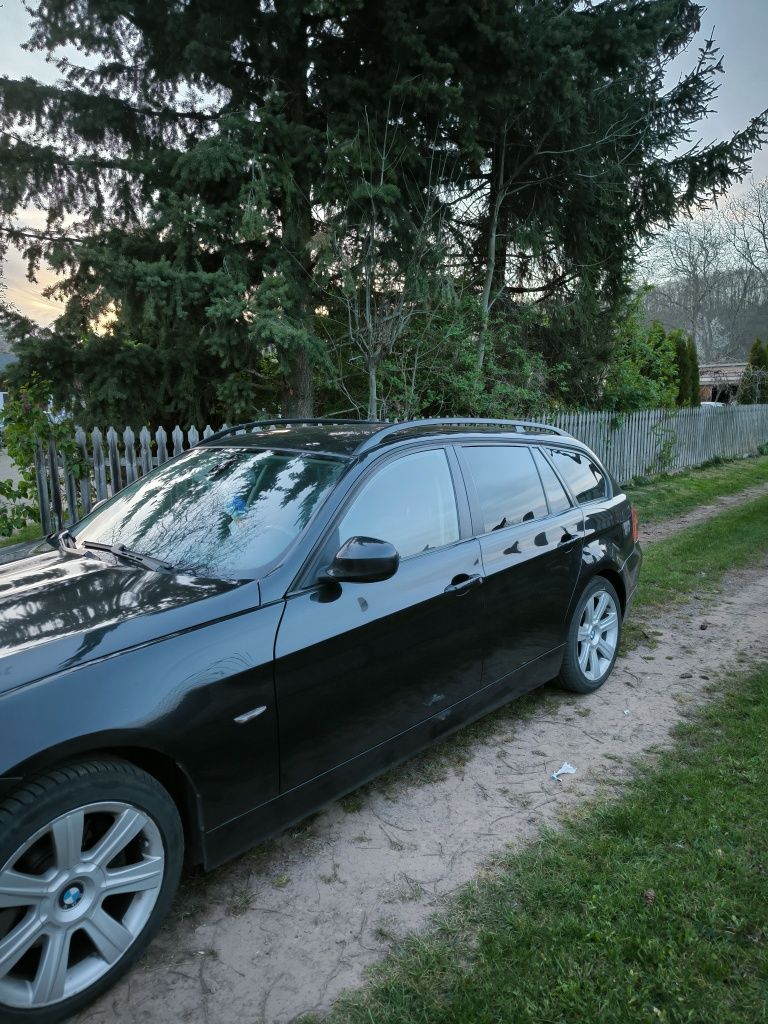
[0,758,183,1024]
[558,576,622,694]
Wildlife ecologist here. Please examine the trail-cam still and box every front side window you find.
[72,446,345,578]
[334,449,459,559]
[462,445,548,533]
[546,448,607,504]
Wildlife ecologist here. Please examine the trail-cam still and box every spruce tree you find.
[747,339,768,371]
[687,336,701,406]
[670,329,691,406]
[1,1,767,422]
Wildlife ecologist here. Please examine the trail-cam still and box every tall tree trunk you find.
[282,346,314,417]
[367,361,378,420]
[477,136,506,371]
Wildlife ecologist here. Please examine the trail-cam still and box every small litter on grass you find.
[551,762,577,781]
[623,709,631,715]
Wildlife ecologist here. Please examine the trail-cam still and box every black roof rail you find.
[202,418,377,444]
[353,417,569,453]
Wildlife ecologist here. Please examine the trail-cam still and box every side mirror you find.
[321,536,400,584]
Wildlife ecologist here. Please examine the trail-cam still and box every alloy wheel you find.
[576,589,619,682]
[0,801,164,1010]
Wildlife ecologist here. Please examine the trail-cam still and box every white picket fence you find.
[32,405,768,533]
[548,405,768,483]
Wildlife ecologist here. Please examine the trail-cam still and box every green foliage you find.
[1,1,766,421]
[738,339,768,404]
[601,308,678,412]
[670,329,691,406]
[747,338,768,371]
[320,296,566,421]
[687,335,701,405]
[0,377,83,538]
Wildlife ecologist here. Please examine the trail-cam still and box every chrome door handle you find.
[444,574,483,595]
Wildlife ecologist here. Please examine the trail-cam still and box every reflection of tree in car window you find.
[463,446,548,533]
[72,448,344,578]
[335,450,459,559]
[547,448,606,504]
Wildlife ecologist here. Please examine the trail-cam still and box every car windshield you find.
[71,446,345,579]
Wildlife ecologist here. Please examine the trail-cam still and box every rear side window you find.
[532,448,572,514]
[463,445,547,533]
[546,448,607,504]
[336,448,459,558]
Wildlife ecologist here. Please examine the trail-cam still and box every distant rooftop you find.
[699,363,746,385]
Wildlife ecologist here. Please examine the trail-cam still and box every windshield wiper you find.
[82,541,176,573]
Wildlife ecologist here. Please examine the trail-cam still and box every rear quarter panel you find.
[577,491,640,612]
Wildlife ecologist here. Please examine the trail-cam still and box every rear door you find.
[455,442,583,689]
[274,446,485,792]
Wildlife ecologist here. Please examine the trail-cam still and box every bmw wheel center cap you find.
[60,883,84,909]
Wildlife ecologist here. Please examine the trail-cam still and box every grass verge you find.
[0,523,43,548]
[634,492,768,610]
[308,663,768,1024]
[625,452,768,525]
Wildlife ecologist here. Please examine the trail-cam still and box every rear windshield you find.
[72,446,345,578]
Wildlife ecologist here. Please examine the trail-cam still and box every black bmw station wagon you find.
[0,417,641,1021]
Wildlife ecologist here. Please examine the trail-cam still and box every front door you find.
[274,447,485,792]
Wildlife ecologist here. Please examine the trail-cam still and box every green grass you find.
[309,664,768,1024]
[634,493,768,610]
[625,453,768,525]
[0,522,43,548]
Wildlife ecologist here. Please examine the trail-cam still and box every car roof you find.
[200,417,574,459]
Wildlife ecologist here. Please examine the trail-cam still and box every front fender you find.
[0,602,283,833]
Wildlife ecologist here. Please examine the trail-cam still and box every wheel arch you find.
[3,741,204,866]
[592,567,627,616]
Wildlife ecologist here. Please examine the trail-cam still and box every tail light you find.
[630,506,639,544]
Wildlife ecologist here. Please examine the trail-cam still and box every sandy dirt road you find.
[73,551,768,1024]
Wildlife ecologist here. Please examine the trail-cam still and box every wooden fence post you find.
[61,451,79,525]
[139,427,153,475]
[47,435,64,532]
[106,427,122,493]
[34,440,52,536]
[123,427,138,484]
[91,428,108,501]
[172,425,184,456]
[75,427,92,517]
[156,426,168,465]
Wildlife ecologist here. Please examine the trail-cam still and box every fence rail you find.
[29,405,768,534]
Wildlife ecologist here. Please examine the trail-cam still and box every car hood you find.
[0,549,259,695]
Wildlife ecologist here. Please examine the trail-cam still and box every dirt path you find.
[639,479,768,544]
[74,558,768,1024]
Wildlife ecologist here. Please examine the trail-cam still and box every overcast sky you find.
[2,0,768,325]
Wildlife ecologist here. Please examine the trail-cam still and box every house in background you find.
[698,363,746,403]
